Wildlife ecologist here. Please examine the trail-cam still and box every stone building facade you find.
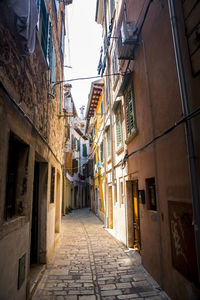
[94,0,200,299]
[0,0,72,299]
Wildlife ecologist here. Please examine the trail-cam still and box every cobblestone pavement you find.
[33,208,170,300]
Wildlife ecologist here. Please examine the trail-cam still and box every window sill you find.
[125,129,138,145]
[0,216,26,240]
[116,145,124,155]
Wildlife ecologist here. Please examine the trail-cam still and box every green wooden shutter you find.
[77,140,80,151]
[116,106,122,147]
[125,83,136,137]
[83,144,87,157]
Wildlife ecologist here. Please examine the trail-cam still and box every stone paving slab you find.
[32,209,170,300]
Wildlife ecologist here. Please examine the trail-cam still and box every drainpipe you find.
[104,0,115,227]
[168,0,200,280]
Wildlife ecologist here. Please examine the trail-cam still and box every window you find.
[100,141,104,162]
[83,144,87,157]
[4,133,29,220]
[107,127,111,158]
[50,167,55,203]
[146,178,157,211]
[60,19,65,60]
[116,104,123,148]
[124,82,136,137]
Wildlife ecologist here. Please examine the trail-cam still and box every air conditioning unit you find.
[118,18,138,60]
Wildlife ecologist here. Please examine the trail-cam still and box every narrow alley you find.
[33,209,169,300]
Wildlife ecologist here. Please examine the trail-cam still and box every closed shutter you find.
[83,144,87,157]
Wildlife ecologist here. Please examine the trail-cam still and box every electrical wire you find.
[52,72,125,87]
[121,105,200,168]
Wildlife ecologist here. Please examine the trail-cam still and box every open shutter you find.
[125,83,136,137]
[116,106,122,147]
[83,144,87,157]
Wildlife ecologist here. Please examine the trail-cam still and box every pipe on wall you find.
[168,0,200,281]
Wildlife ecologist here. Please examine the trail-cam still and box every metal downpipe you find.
[168,0,200,281]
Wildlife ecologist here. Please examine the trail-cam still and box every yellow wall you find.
[93,89,105,213]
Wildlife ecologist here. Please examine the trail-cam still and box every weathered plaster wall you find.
[0,222,29,300]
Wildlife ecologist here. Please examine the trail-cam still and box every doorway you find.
[30,162,40,264]
[133,180,141,250]
[108,186,113,229]
[55,172,61,233]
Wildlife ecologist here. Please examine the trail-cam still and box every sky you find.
[64,0,102,118]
